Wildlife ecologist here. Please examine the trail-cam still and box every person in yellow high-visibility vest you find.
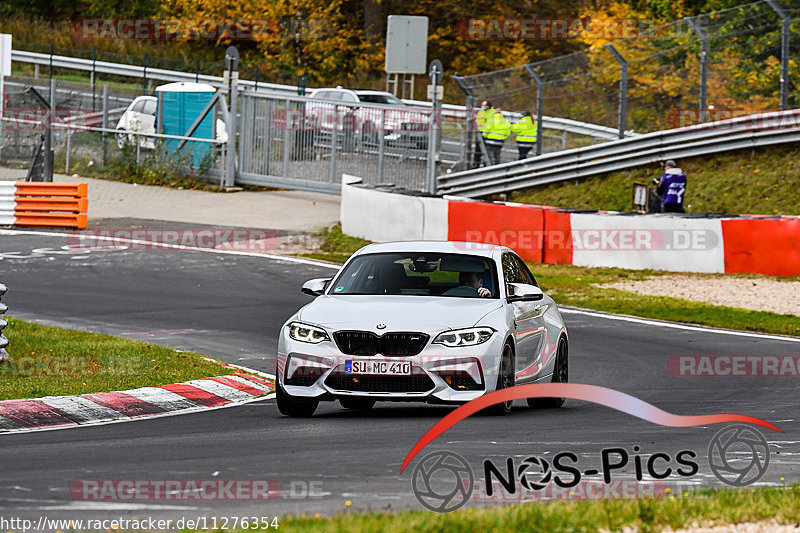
[511,111,537,160]
[483,107,511,166]
[472,100,493,168]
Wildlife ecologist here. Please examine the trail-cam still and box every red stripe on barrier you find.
[159,383,231,407]
[543,210,573,264]
[82,392,167,417]
[208,376,265,396]
[0,399,79,429]
[721,218,800,276]
[447,201,544,261]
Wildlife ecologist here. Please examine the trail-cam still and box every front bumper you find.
[276,332,505,403]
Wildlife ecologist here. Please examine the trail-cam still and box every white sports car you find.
[275,241,568,417]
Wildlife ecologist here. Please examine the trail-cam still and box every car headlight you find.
[433,327,494,347]
[288,322,330,344]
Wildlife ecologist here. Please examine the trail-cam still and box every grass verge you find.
[275,485,799,532]
[0,317,233,401]
[300,225,800,337]
[510,144,800,216]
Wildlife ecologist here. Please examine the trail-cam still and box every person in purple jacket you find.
[652,160,687,213]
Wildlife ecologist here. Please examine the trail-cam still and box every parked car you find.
[115,96,228,150]
[305,87,429,150]
[275,241,569,417]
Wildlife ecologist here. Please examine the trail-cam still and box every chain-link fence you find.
[454,0,800,142]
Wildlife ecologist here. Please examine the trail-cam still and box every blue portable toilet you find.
[155,82,217,165]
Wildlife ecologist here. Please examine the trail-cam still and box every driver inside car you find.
[459,271,491,298]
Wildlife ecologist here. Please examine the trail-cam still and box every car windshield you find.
[330,252,498,298]
[357,94,405,106]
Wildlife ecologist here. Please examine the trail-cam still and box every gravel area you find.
[601,275,800,316]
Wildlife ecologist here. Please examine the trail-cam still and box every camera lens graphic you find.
[411,451,474,513]
[708,424,770,487]
[517,456,552,491]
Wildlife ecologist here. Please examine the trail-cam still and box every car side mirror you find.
[301,278,331,297]
[507,283,544,302]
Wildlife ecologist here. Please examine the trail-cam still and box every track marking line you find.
[560,307,800,343]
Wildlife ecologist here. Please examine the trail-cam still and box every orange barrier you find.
[13,182,88,229]
[447,201,544,262]
[721,218,800,276]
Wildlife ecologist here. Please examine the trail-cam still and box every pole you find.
[49,43,54,80]
[45,77,55,182]
[225,63,238,188]
[604,44,628,139]
[766,0,790,110]
[377,108,386,182]
[525,64,545,156]
[91,48,96,111]
[101,84,109,165]
[687,18,708,123]
[195,58,200,83]
[452,75,474,170]
[142,54,148,96]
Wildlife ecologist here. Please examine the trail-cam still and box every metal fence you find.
[454,0,800,143]
[237,93,433,193]
[0,76,226,182]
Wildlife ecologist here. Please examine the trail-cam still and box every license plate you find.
[345,359,412,375]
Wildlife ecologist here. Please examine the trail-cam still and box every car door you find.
[502,252,547,380]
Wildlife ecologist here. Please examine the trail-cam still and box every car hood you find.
[298,295,502,331]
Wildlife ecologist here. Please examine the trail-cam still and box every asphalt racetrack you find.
[1,228,799,524]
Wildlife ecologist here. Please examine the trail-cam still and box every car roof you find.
[352,241,509,259]
[353,90,397,97]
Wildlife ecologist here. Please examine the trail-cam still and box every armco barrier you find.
[0,182,88,229]
[341,180,800,276]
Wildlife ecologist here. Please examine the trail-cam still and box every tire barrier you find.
[0,182,88,229]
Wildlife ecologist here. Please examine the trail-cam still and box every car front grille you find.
[324,373,435,393]
[333,331,429,356]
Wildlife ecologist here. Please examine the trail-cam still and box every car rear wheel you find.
[528,337,568,409]
[276,380,319,417]
[339,398,376,410]
[490,343,515,416]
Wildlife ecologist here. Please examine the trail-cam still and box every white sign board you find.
[385,16,428,74]
[0,34,11,77]
[427,84,443,100]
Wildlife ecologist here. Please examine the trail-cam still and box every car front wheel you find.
[528,337,568,409]
[490,343,515,415]
[276,380,319,417]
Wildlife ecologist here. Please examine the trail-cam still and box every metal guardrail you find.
[12,50,628,141]
[438,109,800,197]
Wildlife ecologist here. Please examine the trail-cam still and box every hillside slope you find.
[511,144,800,215]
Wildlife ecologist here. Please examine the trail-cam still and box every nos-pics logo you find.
[411,424,771,513]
